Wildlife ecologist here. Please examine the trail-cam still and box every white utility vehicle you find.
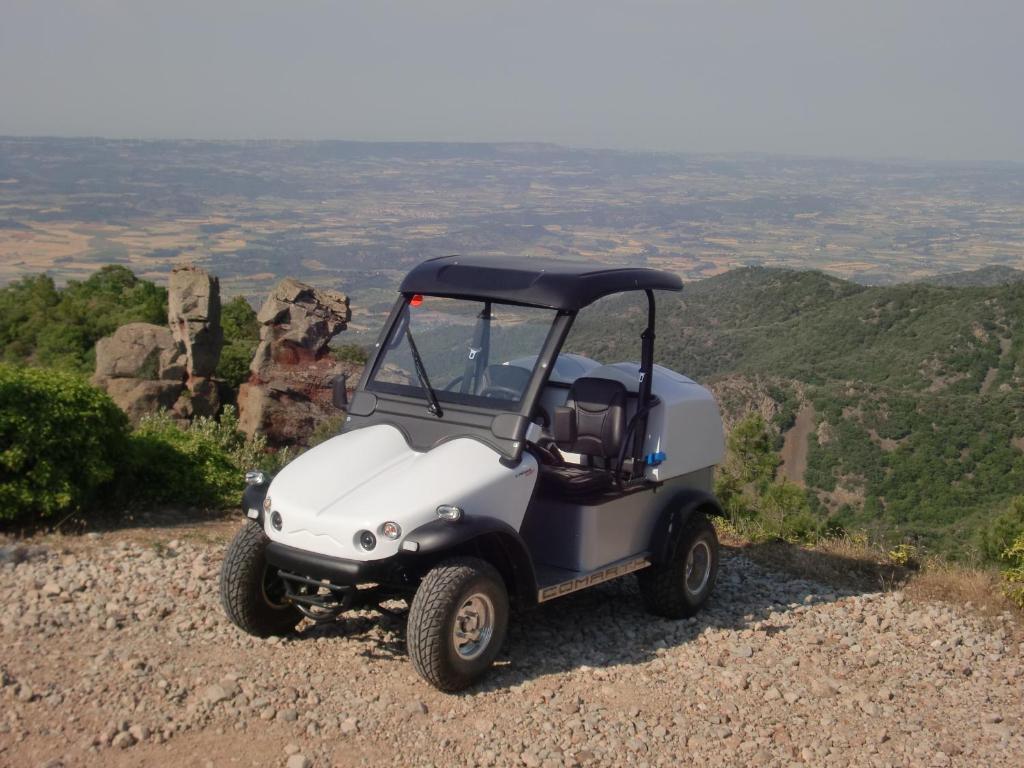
[220,256,726,691]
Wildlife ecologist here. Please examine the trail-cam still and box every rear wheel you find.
[638,512,719,619]
[219,520,300,637]
[407,557,509,692]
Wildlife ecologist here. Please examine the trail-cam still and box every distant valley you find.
[2,138,1023,312]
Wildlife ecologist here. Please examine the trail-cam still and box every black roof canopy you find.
[399,255,682,310]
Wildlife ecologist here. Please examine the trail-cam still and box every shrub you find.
[217,342,256,391]
[127,406,267,509]
[0,266,167,373]
[887,543,919,567]
[1002,533,1024,610]
[981,496,1024,563]
[0,365,129,523]
[335,343,369,365]
[217,296,261,390]
[723,414,778,487]
[714,413,821,541]
[760,481,820,542]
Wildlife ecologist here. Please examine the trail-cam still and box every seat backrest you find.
[555,376,627,458]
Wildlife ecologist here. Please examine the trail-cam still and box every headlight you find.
[436,504,463,522]
[359,530,377,550]
[381,521,401,540]
[270,511,283,531]
[245,469,268,486]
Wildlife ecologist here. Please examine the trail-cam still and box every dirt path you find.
[981,336,1013,395]
[778,403,815,486]
[1,522,1021,768]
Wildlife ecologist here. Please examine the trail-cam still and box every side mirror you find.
[332,373,349,410]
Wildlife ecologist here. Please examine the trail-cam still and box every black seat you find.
[539,376,628,498]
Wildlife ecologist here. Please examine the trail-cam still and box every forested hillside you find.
[921,265,1024,287]
[568,268,1024,556]
[0,266,167,372]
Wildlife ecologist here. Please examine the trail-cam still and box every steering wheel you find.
[531,442,561,466]
[479,385,522,401]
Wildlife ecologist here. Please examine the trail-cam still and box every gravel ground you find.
[0,521,1021,768]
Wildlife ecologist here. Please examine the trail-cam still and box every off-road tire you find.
[219,520,300,637]
[638,512,719,619]
[407,557,509,692]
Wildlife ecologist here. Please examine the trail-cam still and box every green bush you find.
[714,413,820,542]
[981,496,1024,563]
[0,365,129,523]
[723,414,779,487]
[0,265,167,373]
[760,481,820,542]
[1002,533,1024,609]
[335,343,369,365]
[127,406,267,509]
[0,360,284,524]
[216,296,261,389]
[217,342,256,391]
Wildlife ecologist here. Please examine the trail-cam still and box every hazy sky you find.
[2,0,1021,162]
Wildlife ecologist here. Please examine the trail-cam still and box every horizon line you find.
[2,133,1022,169]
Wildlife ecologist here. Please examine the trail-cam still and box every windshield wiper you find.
[404,326,443,418]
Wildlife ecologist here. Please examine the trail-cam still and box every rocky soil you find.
[1,522,1021,768]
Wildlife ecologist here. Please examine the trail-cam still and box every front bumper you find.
[265,541,405,587]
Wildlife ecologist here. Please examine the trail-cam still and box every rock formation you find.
[167,265,223,418]
[237,278,357,446]
[94,323,185,382]
[92,323,188,423]
[92,265,223,424]
[168,266,223,378]
[93,267,360,441]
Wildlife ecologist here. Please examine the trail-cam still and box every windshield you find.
[368,296,557,410]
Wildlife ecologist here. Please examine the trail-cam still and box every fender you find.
[406,516,539,605]
[241,482,269,525]
[649,488,724,564]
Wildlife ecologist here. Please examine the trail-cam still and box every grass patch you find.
[717,517,1019,618]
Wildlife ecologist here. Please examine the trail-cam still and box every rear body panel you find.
[583,363,725,482]
[520,470,713,573]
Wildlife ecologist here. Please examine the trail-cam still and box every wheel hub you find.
[685,540,711,596]
[452,593,495,660]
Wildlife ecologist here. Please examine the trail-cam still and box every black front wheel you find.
[637,512,719,619]
[407,557,509,692]
[219,520,301,637]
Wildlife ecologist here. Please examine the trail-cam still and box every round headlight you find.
[263,495,272,513]
[270,511,283,531]
[359,530,377,551]
[381,521,401,540]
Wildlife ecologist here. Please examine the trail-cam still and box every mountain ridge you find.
[564,266,1024,555]
[917,264,1024,287]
